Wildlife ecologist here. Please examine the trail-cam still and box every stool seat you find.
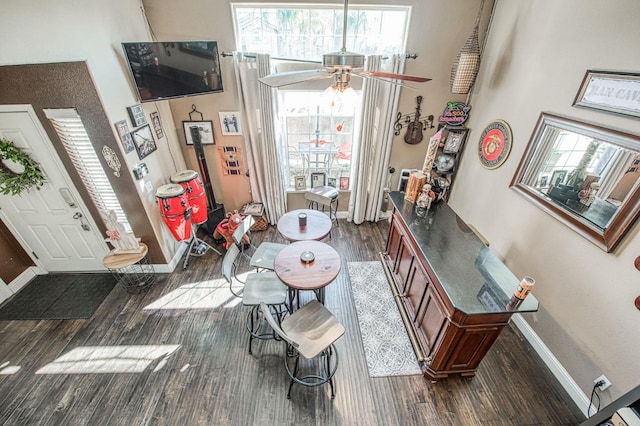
[309,186,339,200]
[305,186,339,227]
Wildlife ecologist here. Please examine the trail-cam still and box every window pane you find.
[233,5,409,59]
[234,4,409,192]
[279,92,355,190]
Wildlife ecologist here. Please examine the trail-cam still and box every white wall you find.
[0,0,188,263]
[451,0,640,403]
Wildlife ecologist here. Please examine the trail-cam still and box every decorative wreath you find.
[0,139,45,196]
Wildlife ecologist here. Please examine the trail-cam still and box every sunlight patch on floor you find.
[142,277,244,315]
[35,344,181,374]
[0,361,21,375]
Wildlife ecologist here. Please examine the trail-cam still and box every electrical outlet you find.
[594,375,612,391]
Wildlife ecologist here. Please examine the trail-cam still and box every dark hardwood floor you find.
[0,219,585,425]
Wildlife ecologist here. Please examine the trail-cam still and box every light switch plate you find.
[145,181,153,193]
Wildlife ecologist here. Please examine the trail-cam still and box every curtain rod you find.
[220,51,418,61]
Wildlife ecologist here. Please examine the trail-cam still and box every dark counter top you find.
[390,191,539,315]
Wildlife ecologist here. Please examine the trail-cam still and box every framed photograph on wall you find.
[131,125,157,160]
[294,175,306,191]
[114,120,135,154]
[311,172,326,188]
[183,120,215,145]
[219,112,242,135]
[327,177,337,187]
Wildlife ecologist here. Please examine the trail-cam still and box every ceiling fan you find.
[258,0,431,92]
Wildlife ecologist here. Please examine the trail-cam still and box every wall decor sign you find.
[183,120,215,145]
[573,70,640,119]
[131,125,157,160]
[478,119,512,169]
[101,145,121,177]
[219,112,242,135]
[443,127,469,154]
[150,112,164,139]
[438,101,472,126]
[114,120,135,153]
[127,104,147,127]
[218,145,242,175]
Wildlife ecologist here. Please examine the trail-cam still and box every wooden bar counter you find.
[384,192,538,381]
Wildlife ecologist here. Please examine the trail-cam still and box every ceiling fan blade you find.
[258,69,334,87]
[353,72,420,90]
[358,71,432,83]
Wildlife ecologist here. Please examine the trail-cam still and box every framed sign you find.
[114,120,135,154]
[573,70,640,119]
[127,104,147,127]
[150,112,164,139]
[130,125,157,160]
[183,120,215,145]
[478,120,512,169]
[443,127,468,154]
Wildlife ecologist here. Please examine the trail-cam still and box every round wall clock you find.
[478,119,512,169]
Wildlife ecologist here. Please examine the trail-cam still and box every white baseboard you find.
[152,242,190,273]
[511,314,592,416]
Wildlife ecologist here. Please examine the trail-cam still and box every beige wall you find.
[142,0,493,213]
[451,0,640,403]
[0,0,188,263]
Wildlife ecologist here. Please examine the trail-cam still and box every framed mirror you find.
[510,112,640,252]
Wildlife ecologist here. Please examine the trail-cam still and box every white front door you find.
[0,105,109,272]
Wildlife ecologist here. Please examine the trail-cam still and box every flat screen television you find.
[122,41,223,102]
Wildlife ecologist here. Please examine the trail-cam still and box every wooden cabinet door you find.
[385,215,402,269]
[395,237,415,293]
[415,284,448,358]
[446,325,502,371]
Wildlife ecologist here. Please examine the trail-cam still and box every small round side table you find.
[103,243,155,294]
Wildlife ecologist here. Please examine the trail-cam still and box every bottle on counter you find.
[506,276,535,311]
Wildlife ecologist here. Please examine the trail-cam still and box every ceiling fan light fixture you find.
[323,83,358,110]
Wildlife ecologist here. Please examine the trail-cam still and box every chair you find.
[222,244,288,353]
[260,300,345,399]
[232,215,285,271]
[305,186,339,227]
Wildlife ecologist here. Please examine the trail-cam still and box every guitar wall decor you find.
[394,96,435,145]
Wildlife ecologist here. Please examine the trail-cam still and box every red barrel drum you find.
[156,183,192,241]
[170,170,208,224]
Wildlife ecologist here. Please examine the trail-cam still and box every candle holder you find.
[298,212,307,227]
[300,251,315,264]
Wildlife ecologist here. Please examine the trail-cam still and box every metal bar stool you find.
[261,300,345,399]
[304,186,339,227]
[222,245,288,353]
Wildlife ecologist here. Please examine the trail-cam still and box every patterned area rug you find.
[347,261,422,377]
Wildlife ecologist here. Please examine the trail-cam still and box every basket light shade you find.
[450,25,481,94]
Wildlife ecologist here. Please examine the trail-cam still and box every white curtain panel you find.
[233,52,287,224]
[598,150,638,200]
[348,55,405,224]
